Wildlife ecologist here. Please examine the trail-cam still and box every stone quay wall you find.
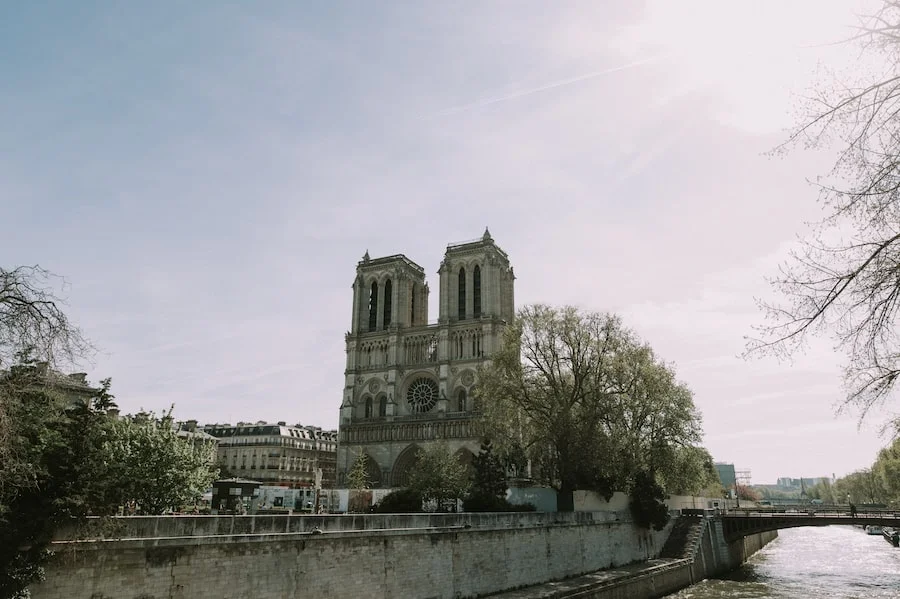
[32,512,673,599]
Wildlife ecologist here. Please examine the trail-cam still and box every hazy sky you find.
[1,0,889,483]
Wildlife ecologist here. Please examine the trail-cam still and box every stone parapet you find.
[55,510,624,542]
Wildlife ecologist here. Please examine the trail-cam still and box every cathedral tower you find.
[336,230,516,490]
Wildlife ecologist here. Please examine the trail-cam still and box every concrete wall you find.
[690,519,778,580]
[56,511,626,541]
[571,492,729,513]
[34,512,672,599]
[573,491,630,512]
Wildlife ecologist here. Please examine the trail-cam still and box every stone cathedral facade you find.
[336,229,515,488]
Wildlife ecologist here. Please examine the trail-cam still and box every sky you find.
[0,0,891,483]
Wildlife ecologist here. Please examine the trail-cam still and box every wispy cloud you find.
[418,56,661,120]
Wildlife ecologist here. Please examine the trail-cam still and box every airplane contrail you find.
[418,55,662,120]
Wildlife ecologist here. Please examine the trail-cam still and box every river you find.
[666,526,900,598]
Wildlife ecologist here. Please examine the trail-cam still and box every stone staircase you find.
[659,514,704,559]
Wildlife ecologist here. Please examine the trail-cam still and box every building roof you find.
[176,428,218,442]
[357,253,425,273]
[202,422,337,440]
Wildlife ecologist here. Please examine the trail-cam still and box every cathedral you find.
[336,229,515,488]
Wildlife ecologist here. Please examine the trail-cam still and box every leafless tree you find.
[749,2,900,425]
[0,265,92,370]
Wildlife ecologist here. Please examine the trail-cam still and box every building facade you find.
[337,229,515,487]
[203,422,338,489]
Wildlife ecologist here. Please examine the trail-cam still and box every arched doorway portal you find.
[391,444,422,487]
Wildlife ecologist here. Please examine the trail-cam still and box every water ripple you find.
[666,526,900,598]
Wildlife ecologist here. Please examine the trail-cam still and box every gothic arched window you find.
[410,282,416,324]
[364,397,373,418]
[473,265,482,318]
[379,396,387,417]
[458,267,466,320]
[457,389,467,412]
[368,281,378,332]
[383,279,392,329]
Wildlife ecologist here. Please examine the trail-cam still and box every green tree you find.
[407,443,471,511]
[471,439,507,499]
[660,446,722,497]
[807,479,836,504]
[0,364,113,599]
[478,305,706,511]
[750,1,900,426]
[464,439,513,512]
[874,438,900,505]
[629,471,669,531]
[106,409,218,514]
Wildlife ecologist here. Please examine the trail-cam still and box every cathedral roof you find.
[357,253,425,273]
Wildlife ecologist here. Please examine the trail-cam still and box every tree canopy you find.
[104,409,218,515]
[0,364,112,598]
[751,1,900,426]
[477,305,707,511]
[407,443,471,511]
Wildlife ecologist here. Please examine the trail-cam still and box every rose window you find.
[407,378,439,413]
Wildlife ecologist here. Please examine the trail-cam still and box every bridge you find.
[721,507,900,541]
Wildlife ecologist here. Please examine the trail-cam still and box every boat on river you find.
[866,525,883,535]
[882,527,900,547]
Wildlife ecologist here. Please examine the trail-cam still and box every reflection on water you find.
[666,526,900,598]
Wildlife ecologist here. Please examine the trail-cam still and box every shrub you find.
[372,489,423,513]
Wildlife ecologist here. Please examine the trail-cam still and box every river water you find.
[666,526,900,598]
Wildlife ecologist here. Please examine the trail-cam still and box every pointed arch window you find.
[410,282,416,324]
[383,279,393,329]
[368,281,378,332]
[473,265,481,318]
[458,267,466,320]
[457,389,467,412]
[364,397,373,418]
[378,396,387,417]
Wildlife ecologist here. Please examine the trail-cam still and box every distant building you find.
[715,463,737,489]
[2,362,100,406]
[175,419,220,446]
[203,422,338,489]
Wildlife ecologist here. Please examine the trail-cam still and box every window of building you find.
[410,282,416,324]
[365,396,373,418]
[457,389,467,412]
[473,265,481,317]
[379,396,387,417]
[368,281,378,331]
[383,278,392,329]
[458,267,466,320]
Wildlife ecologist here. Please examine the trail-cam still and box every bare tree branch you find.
[0,265,94,370]
[750,1,900,424]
